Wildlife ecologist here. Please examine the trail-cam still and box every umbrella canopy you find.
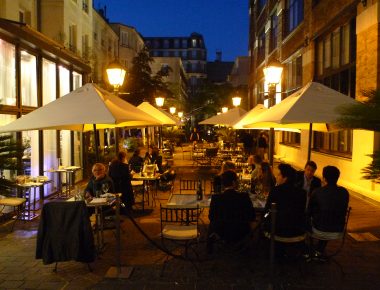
[242,82,357,131]
[199,107,247,126]
[0,83,161,133]
[233,104,267,129]
[137,102,179,126]
[241,82,359,162]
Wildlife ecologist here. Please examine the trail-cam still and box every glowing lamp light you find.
[106,60,126,87]
[232,96,241,107]
[155,97,165,107]
[217,112,221,115]
[178,111,183,118]
[263,62,283,85]
[169,106,176,114]
[222,107,228,113]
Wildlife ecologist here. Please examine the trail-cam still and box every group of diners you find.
[207,159,350,262]
[83,146,164,214]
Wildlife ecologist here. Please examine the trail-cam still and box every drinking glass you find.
[102,183,109,195]
[255,184,263,195]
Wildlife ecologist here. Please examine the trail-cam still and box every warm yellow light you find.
[155,97,165,107]
[106,60,126,87]
[222,107,228,113]
[178,111,183,118]
[169,106,176,114]
[263,62,283,85]
[217,112,221,115]
[232,97,241,107]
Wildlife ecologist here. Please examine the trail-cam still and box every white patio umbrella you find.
[137,102,179,126]
[233,104,267,129]
[199,107,247,126]
[242,82,358,161]
[0,83,162,159]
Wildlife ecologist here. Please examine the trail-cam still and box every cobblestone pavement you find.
[1,147,380,289]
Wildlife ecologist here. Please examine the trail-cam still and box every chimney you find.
[216,50,222,62]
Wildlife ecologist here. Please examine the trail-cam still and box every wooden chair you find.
[159,204,200,276]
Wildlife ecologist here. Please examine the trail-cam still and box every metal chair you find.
[0,197,26,232]
[159,204,200,276]
[179,179,205,194]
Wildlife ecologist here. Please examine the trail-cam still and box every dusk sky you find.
[94,0,249,62]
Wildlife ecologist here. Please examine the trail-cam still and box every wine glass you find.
[255,183,263,195]
[102,183,109,195]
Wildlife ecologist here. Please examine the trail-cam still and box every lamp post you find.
[106,60,126,155]
[263,60,283,166]
[178,111,183,118]
[222,107,228,113]
[154,96,165,149]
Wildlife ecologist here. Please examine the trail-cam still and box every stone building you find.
[248,0,379,200]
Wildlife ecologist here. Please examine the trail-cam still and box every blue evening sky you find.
[94,0,249,61]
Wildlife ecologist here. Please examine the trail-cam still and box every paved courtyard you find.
[1,147,380,289]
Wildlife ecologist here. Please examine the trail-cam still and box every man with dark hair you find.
[295,160,322,200]
[265,163,307,237]
[307,165,349,261]
[207,170,256,252]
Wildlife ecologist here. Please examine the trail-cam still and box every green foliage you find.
[123,47,172,105]
[215,127,236,143]
[336,89,380,183]
[124,137,141,152]
[162,127,185,144]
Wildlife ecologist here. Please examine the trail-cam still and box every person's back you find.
[308,166,349,233]
[129,149,143,172]
[209,171,255,243]
[265,164,306,237]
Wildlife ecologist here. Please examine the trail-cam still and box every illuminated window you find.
[0,40,16,106]
[20,50,37,107]
[192,39,197,47]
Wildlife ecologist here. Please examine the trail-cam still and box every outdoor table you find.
[166,193,211,209]
[132,173,161,211]
[68,194,116,254]
[45,166,81,198]
[16,179,50,220]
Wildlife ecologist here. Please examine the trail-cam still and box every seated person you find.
[307,166,349,260]
[129,149,144,173]
[145,146,163,173]
[108,151,134,212]
[208,170,256,249]
[213,161,236,194]
[264,163,307,238]
[251,162,276,195]
[295,161,322,207]
[84,163,115,215]
[250,154,263,180]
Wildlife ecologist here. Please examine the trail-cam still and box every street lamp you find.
[106,60,126,94]
[178,111,183,118]
[222,107,228,113]
[106,60,127,156]
[263,60,283,166]
[169,106,176,114]
[155,96,165,107]
[232,96,241,107]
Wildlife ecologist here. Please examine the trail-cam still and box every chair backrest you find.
[205,147,218,158]
[160,204,200,226]
[179,179,205,194]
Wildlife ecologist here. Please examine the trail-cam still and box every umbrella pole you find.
[93,124,99,162]
[307,123,313,162]
[269,128,274,167]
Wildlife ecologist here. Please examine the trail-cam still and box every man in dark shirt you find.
[208,170,256,252]
[295,161,322,207]
[307,166,349,259]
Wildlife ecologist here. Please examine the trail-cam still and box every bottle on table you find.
[197,179,203,201]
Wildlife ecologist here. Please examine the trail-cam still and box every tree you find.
[336,90,380,183]
[123,47,171,105]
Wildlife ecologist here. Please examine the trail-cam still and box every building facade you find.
[248,0,379,200]
[0,9,90,198]
[144,32,207,97]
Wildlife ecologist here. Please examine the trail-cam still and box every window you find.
[192,39,197,47]
[0,40,16,106]
[257,30,265,64]
[163,39,170,49]
[174,39,180,48]
[270,13,279,52]
[73,71,82,90]
[191,50,197,59]
[281,131,300,146]
[285,55,302,93]
[258,0,267,13]
[314,19,356,157]
[182,50,187,59]
[153,40,160,48]
[286,0,303,34]
[82,34,89,59]
[121,31,128,47]
[182,39,187,48]
[163,51,169,57]
[69,25,77,52]
[82,0,89,13]
[20,50,37,107]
